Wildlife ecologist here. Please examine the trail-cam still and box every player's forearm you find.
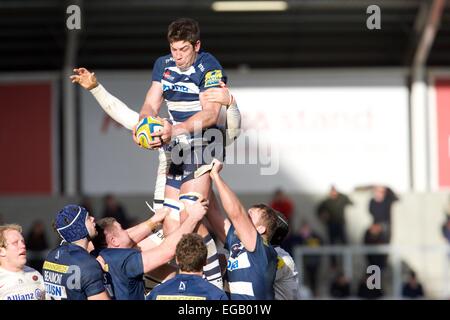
[161,214,202,253]
[139,103,159,120]
[212,174,246,222]
[127,218,161,244]
[173,105,220,135]
[90,84,139,130]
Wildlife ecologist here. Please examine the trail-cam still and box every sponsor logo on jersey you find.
[163,70,175,81]
[178,281,186,292]
[44,282,67,299]
[230,243,244,259]
[43,261,69,273]
[227,251,251,272]
[163,83,191,93]
[35,288,44,300]
[44,270,63,285]
[6,292,35,300]
[204,70,222,88]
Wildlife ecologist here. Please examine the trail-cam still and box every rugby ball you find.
[136,116,163,149]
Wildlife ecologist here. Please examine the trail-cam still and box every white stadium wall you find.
[80,69,410,195]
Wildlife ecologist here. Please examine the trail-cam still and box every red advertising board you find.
[435,79,450,188]
[0,82,53,194]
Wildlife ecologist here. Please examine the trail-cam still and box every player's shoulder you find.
[100,247,140,261]
[22,265,41,276]
[275,247,297,271]
[156,54,175,67]
[274,246,291,258]
[202,279,226,295]
[69,246,101,269]
[197,51,223,70]
[0,267,15,282]
[149,276,176,295]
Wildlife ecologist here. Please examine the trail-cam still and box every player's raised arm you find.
[126,207,169,244]
[209,159,258,252]
[205,191,230,244]
[71,67,139,130]
[140,199,208,273]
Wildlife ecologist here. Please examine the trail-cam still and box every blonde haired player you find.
[0,224,46,300]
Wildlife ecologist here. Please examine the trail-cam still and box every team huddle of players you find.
[0,18,301,300]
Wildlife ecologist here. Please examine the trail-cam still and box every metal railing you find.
[293,244,450,298]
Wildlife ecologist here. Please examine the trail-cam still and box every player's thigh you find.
[163,185,181,234]
[179,174,211,199]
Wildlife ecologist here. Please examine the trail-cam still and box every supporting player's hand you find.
[151,207,170,224]
[203,81,233,106]
[209,158,223,179]
[185,198,209,222]
[70,67,98,90]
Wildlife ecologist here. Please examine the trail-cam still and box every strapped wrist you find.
[146,218,161,232]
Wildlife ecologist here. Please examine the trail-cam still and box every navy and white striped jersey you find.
[224,225,277,300]
[152,51,227,125]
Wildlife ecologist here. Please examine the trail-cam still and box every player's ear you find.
[194,40,201,53]
[256,225,266,235]
[0,247,6,257]
[110,235,119,248]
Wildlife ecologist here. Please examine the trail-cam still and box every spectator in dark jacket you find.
[402,271,425,299]
[363,222,389,270]
[369,186,398,241]
[317,185,352,268]
[329,271,351,298]
[282,222,323,296]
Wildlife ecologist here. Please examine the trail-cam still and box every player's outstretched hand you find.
[70,67,98,90]
[209,158,223,179]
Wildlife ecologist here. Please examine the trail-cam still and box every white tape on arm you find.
[226,98,241,143]
[90,83,139,130]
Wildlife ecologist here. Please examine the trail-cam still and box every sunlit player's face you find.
[170,40,200,70]
[1,230,27,271]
